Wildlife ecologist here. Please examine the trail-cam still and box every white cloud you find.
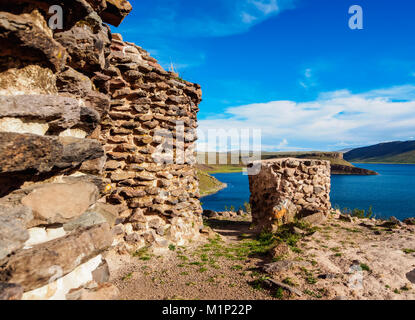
[241,12,257,24]
[119,0,296,38]
[250,0,280,15]
[197,85,415,151]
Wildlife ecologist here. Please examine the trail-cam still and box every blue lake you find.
[201,163,415,220]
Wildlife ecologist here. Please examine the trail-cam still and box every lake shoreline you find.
[202,164,415,220]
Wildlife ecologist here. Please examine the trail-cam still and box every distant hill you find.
[196,151,378,175]
[337,148,355,153]
[262,152,378,175]
[344,141,415,164]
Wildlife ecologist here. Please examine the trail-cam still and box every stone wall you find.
[248,158,331,232]
[100,33,203,252]
[0,0,202,300]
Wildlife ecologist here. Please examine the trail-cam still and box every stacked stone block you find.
[100,34,203,251]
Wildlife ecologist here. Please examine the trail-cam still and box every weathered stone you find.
[300,211,326,225]
[18,181,98,226]
[63,211,103,231]
[0,282,23,300]
[56,67,93,96]
[66,282,119,300]
[0,64,56,96]
[0,95,99,133]
[92,260,110,284]
[22,254,103,300]
[0,132,104,174]
[0,205,33,260]
[406,269,415,284]
[63,203,118,231]
[0,223,112,291]
[3,0,97,31]
[101,0,132,27]
[80,155,107,174]
[0,11,68,71]
[54,14,111,73]
[124,232,141,243]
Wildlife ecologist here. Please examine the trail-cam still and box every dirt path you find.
[108,214,415,300]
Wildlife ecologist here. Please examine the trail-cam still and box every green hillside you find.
[196,151,377,175]
[197,170,227,197]
[344,141,415,164]
[261,151,353,167]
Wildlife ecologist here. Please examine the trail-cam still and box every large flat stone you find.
[20,181,99,225]
[0,223,112,292]
[0,95,99,133]
[22,255,103,300]
[65,203,118,231]
[57,67,110,117]
[0,132,104,174]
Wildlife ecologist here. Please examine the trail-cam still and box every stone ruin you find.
[0,0,202,300]
[248,158,332,232]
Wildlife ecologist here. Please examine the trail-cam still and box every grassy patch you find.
[132,247,152,261]
[360,263,371,272]
[122,273,133,281]
[273,287,284,299]
[304,289,322,299]
[231,265,243,271]
[282,278,296,287]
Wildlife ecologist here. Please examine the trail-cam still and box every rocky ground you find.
[108,212,415,300]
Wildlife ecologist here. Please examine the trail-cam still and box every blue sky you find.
[114,0,415,151]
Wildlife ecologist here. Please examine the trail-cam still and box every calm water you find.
[201,163,415,220]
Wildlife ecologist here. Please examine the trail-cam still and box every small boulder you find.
[0,283,23,300]
[269,242,289,259]
[203,210,217,218]
[403,218,415,226]
[406,269,415,284]
[92,261,110,284]
[339,214,353,223]
[300,211,326,225]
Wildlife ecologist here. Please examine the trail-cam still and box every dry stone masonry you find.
[0,0,203,300]
[248,158,332,232]
[100,33,203,252]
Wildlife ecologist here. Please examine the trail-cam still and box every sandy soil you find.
[108,214,415,300]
